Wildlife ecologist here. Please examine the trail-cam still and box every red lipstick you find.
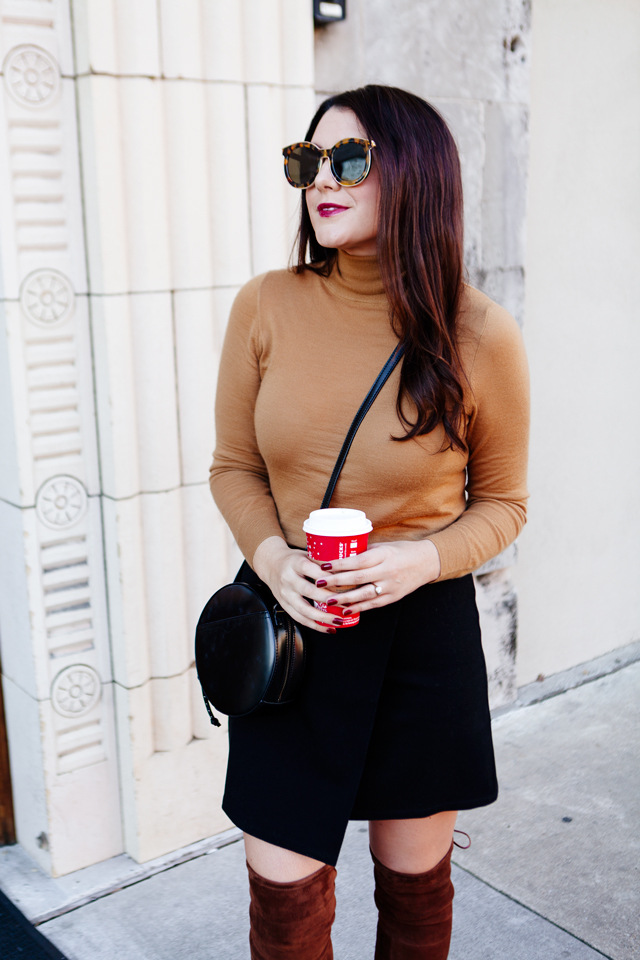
[317,203,348,217]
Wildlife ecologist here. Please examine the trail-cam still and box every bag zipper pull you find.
[202,691,221,727]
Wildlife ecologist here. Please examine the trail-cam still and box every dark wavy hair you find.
[294,85,467,450]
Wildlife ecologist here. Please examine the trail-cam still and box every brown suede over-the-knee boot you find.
[371,843,454,960]
[247,861,337,960]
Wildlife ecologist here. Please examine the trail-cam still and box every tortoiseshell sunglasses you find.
[282,137,376,189]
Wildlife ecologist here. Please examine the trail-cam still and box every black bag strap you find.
[321,342,405,509]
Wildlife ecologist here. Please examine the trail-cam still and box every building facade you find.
[0,0,638,878]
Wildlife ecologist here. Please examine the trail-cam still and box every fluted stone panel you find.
[0,0,316,874]
[73,0,315,864]
[0,5,122,876]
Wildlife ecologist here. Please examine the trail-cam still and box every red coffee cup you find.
[303,508,373,628]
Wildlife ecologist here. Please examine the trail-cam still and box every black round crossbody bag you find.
[195,344,404,727]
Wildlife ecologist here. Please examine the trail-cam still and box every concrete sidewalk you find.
[2,661,639,960]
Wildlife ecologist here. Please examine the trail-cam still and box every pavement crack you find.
[451,861,615,959]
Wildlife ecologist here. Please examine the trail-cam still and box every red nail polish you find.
[316,579,327,587]
[333,618,344,625]
[327,598,338,606]
[327,627,337,634]
[321,563,332,571]
[343,609,353,616]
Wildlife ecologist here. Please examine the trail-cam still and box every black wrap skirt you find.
[222,562,498,867]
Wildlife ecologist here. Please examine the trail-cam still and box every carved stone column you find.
[0,11,121,876]
[72,0,315,865]
[0,0,315,873]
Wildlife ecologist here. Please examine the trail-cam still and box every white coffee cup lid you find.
[303,508,372,537]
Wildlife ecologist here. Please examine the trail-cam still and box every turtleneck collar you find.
[324,249,387,303]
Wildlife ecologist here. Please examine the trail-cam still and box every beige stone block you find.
[158,0,203,79]
[432,98,485,279]
[0,97,17,300]
[128,291,181,492]
[314,3,364,95]
[6,650,122,878]
[474,568,517,710]
[118,78,172,292]
[83,497,114,679]
[0,503,35,694]
[0,0,74,75]
[283,84,317,147]
[212,285,241,352]
[89,295,141,499]
[150,672,192,753]
[246,84,290,274]
[281,0,315,87]
[205,84,252,287]
[61,296,101,495]
[74,0,118,75]
[139,488,190,678]
[101,494,151,688]
[164,82,214,290]
[243,0,283,84]
[76,76,130,295]
[114,0,161,76]
[502,0,532,105]
[1,676,51,873]
[181,483,229,637]
[17,507,50,699]
[112,680,153,859]
[91,302,181,509]
[172,289,217,485]
[482,102,529,273]
[315,0,530,104]
[42,686,124,877]
[117,680,155,770]
[1,301,34,504]
[202,0,244,82]
[480,265,525,329]
[132,737,232,863]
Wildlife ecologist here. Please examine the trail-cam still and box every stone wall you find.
[315,0,531,324]
[0,0,315,876]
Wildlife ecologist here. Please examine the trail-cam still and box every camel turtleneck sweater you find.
[209,251,529,580]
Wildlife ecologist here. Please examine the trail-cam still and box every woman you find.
[210,85,529,959]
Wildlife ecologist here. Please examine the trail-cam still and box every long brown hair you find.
[294,85,467,450]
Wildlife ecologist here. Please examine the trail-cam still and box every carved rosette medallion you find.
[3,45,61,108]
[20,270,75,327]
[51,666,101,718]
[36,476,87,529]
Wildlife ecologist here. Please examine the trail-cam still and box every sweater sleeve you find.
[426,304,530,580]
[209,275,285,565]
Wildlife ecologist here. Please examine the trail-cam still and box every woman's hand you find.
[253,536,441,630]
[309,539,441,615]
[252,536,349,634]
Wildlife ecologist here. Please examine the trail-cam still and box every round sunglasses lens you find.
[286,145,320,186]
[332,142,368,183]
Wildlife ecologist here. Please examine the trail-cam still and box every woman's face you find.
[305,107,380,257]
